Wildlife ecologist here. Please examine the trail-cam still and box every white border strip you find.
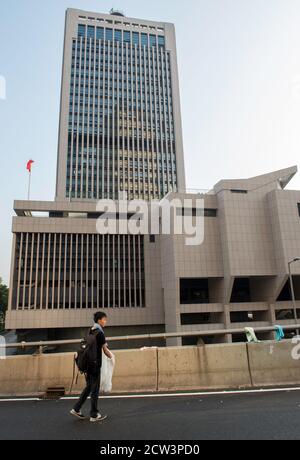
[0,398,40,402]
[63,387,300,400]
[1,387,300,402]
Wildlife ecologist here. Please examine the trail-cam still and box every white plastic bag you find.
[100,352,115,394]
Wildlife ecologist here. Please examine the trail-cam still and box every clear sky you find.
[1,0,300,284]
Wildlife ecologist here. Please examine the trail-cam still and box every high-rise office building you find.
[5,9,186,345]
[56,8,186,201]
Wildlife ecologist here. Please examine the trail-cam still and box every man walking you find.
[70,312,113,422]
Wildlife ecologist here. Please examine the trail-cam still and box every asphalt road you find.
[1,390,300,440]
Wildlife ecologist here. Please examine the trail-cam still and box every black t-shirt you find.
[95,329,107,367]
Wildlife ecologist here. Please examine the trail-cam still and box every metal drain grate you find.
[43,387,66,400]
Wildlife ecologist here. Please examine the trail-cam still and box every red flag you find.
[26,160,34,173]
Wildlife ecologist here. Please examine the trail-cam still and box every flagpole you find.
[26,160,34,200]
[28,169,31,200]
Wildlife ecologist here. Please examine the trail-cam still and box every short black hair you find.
[94,312,107,323]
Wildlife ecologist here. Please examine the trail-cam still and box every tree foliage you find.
[0,278,8,314]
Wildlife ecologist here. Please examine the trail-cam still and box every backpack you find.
[69,330,99,393]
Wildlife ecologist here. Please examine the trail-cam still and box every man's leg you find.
[73,373,92,413]
[90,369,101,418]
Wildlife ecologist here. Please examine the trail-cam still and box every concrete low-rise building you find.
[161,165,300,345]
[6,165,300,346]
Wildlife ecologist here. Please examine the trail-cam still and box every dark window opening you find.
[204,208,218,217]
[230,278,251,303]
[276,309,294,321]
[277,276,300,302]
[149,235,156,243]
[298,203,300,217]
[177,208,217,218]
[283,329,298,339]
[181,312,223,325]
[180,278,209,305]
[277,280,292,302]
[276,308,300,321]
[230,310,268,323]
[87,213,101,219]
[232,333,247,343]
[230,189,248,194]
[49,212,65,218]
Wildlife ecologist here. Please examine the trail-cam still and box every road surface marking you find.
[63,387,300,400]
[0,398,40,402]
[1,387,300,402]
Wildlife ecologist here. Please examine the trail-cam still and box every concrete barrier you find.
[0,349,158,396]
[0,353,83,396]
[247,341,300,387]
[0,341,300,396]
[158,344,251,391]
[112,349,158,393]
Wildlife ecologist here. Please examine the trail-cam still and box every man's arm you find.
[103,343,113,360]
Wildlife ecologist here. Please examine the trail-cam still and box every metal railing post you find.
[289,260,300,336]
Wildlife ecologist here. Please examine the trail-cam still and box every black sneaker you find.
[70,409,86,420]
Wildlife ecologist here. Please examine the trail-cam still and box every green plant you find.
[0,278,8,332]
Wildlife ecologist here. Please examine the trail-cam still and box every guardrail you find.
[0,324,299,353]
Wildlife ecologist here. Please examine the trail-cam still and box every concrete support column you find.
[166,336,182,347]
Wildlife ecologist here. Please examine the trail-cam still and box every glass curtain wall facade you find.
[65,20,179,201]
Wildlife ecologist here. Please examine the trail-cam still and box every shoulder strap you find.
[69,354,77,395]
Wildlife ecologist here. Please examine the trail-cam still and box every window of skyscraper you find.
[298,203,300,217]
[78,24,86,37]
[124,31,131,43]
[149,35,156,47]
[132,32,139,45]
[87,26,95,39]
[105,28,113,41]
[97,27,104,40]
[141,33,148,46]
[114,29,122,42]
[158,36,165,47]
